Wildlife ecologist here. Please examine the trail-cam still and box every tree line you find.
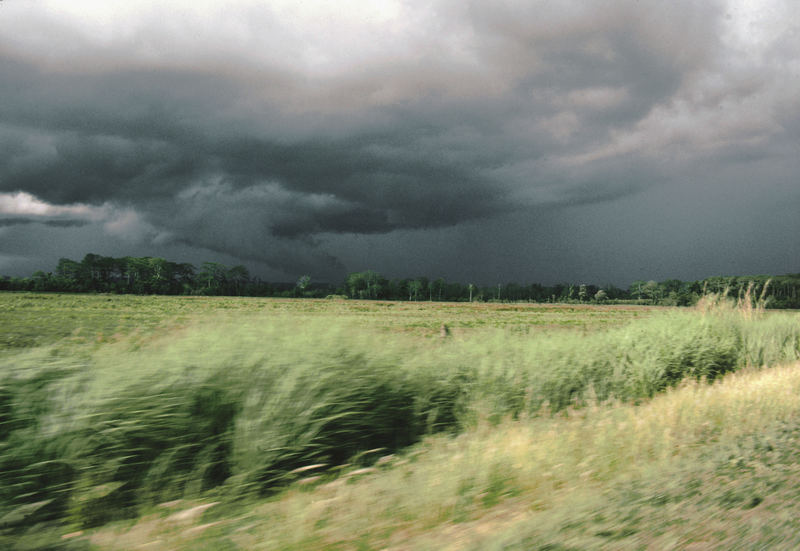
[0,254,314,297]
[1,253,798,308]
[343,271,800,308]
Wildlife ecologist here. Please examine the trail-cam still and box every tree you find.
[408,279,422,301]
[296,275,310,291]
[505,282,524,301]
[642,280,660,304]
[81,253,104,290]
[55,258,81,290]
[630,280,646,300]
[198,262,229,295]
[227,265,250,295]
[146,257,172,294]
[345,271,386,299]
[31,271,52,291]
[388,278,407,301]
[433,277,446,301]
[594,289,608,302]
[295,274,311,297]
[174,263,196,294]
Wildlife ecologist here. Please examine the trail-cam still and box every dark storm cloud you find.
[0,0,797,281]
[0,58,221,204]
[0,55,516,229]
[0,56,521,257]
[0,218,89,228]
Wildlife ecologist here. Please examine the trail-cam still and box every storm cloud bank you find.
[1,0,798,283]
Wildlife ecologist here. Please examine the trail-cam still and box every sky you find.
[0,0,798,286]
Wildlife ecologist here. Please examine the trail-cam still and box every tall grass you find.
[1,302,799,542]
[89,361,800,550]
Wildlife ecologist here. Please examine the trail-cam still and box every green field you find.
[0,293,657,350]
[2,292,800,550]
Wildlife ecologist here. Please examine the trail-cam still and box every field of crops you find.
[2,292,800,550]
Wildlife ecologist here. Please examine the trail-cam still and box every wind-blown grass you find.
[86,361,800,551]
[0,296,798,548]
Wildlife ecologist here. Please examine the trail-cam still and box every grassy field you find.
[1,292,799,550]
[0,293,655,351]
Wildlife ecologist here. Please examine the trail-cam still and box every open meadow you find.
[2,292,800,550]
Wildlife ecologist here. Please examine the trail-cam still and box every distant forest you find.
[1,253,799,308]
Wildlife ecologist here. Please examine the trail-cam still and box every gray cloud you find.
[0,218,90,228]
[0,0,797,282]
